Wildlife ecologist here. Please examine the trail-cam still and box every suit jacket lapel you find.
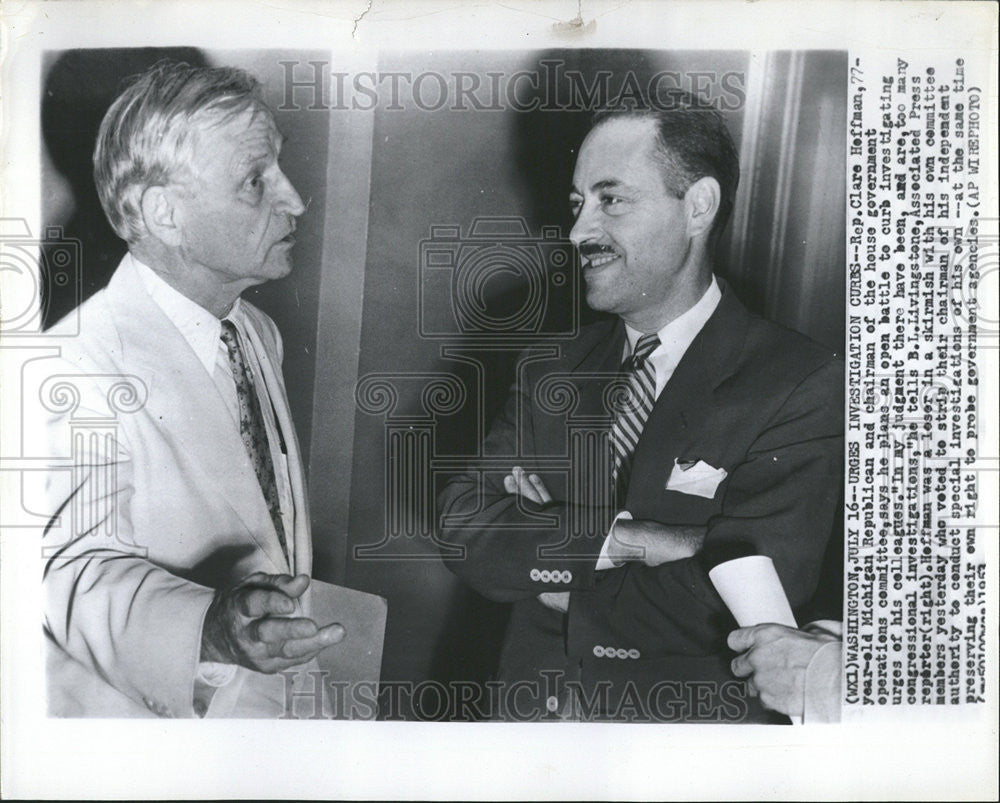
[636,281,751,465]
[566,317,627,421]
[105,260,289,571]
[239,309,311,574]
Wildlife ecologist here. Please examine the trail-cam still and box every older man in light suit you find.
[33,62,342,718]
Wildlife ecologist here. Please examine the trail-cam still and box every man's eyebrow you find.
[233,139,283,172]
[569,179,627,196]
[592,179,626,192]
[233,151,271,173]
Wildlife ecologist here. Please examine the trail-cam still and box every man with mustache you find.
[438,95,843,722]
[34,61,343,717]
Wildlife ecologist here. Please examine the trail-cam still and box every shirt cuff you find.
[196,661,238,688]
[803,619,844,639]
[595,510,633,571]
[802,639,843,724]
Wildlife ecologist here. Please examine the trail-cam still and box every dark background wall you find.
[43,48,846,720]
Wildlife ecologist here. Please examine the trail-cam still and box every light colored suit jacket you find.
[31,255,313,718]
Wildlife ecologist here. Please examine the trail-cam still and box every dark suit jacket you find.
[437,281,844,722]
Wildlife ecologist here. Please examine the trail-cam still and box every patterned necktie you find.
[219,320,288,563]
[609,333,661,500]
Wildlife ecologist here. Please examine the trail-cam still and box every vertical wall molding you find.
[765,50,805,321]
[727,50,768,284]
[307,51,378,584]
[729,50,846,352]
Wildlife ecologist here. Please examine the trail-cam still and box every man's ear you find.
[683,176,721,240]
[139,185,182,247]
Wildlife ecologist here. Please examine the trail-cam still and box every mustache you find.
[578,243,619,260]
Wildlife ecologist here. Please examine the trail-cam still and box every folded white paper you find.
[708,555,797,628]
[665,457,728,498]
[288,579,388,720]
[709,555,801,724]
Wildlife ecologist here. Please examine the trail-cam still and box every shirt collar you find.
[130,253,243,375]
[624,274,722,368]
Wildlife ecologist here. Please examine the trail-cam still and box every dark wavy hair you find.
[589,90,741,244]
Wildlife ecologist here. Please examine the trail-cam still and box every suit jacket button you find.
[530,568,540,581]
[540,569,552,582]
[615,648,628,660]
[627,648,641,659]
[593,645,604,657]
[563,570,573,583]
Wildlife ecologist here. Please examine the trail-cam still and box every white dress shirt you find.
[132,254,295,696]
[595,275,723,570]
[133,255,295,557]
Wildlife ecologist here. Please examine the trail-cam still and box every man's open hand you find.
[200,572,345,674]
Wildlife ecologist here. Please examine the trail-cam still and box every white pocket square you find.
[665,458,728,498]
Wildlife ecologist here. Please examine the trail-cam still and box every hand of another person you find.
[504,466,552,505]
[727,623,839,717]
[201,573,345,674]
[609,519,706,566]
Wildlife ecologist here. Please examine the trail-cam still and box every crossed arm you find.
[502,466,705,612]
[439,358,842,658]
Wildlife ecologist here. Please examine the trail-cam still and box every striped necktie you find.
[219,320,288,563]
[609,333,660,500]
